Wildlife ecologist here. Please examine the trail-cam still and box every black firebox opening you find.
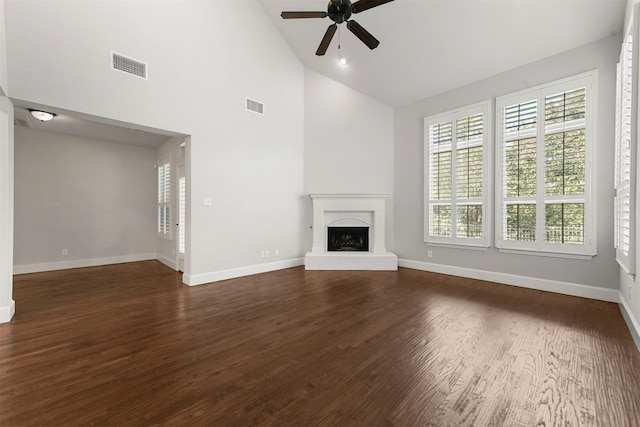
[328,226,369,252]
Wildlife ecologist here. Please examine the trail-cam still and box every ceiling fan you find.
[281,0,394,56]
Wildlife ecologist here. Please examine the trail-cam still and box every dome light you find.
[29,110,56,122]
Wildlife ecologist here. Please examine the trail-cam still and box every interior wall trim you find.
[619,293,640,351]
[398,259,620,303]
[183,258,304,286]
[13,253,157,275]
[156,253,177,271]
[0,299,15,323]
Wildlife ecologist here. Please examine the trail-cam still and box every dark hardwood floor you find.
[1,261,639,426]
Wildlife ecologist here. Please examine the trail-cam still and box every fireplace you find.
[328,227,369,251]
[305,194,398,270]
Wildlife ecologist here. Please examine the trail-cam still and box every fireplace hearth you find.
[328,227,369,251]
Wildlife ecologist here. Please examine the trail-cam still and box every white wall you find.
[0,0,14,322]
[0,0,7,95]
[303,68,394,250]
[394,35,620,294]
[0,95,13,322]
[13,127,157,272]
[626,0,638,31]
[5,0,305,285]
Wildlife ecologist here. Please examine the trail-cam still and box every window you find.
[158,155,171,239]
[424,101,491,248]
[178,174,186,254]
[496,72,596,257]
[615,26,636,274]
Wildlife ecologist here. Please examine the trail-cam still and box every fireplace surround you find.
[304,194,398,270]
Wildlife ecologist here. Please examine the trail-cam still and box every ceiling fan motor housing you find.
[280,0,393,55]
[327,0,353,24]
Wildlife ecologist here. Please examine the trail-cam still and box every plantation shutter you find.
[424,101,490,247]
[455,113,484,238]
[502,99,537,243]
[428,121,453,237]
[178,175,186,254]
[158,156,171,239]
[615,30,635,274]
[543,88,587,246]
[496,71,595,257]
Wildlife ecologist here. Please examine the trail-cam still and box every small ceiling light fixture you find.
[29,109,56,122]
[337,26,348,66]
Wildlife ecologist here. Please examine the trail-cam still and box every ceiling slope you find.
[260,0,626,107]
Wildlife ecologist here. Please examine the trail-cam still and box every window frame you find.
[495,71,597,259]
[424,100,492,249]
[158,154,172,240]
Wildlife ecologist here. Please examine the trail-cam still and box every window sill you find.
[427,242,489,251]
[616,256,635,276]
[497,248,594,260]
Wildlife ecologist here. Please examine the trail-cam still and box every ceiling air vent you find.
[111,51,147,80]
[246,98,264,115]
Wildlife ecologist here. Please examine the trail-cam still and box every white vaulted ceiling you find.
[259,0,626,107]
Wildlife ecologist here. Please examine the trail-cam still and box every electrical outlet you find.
[260,251,265,258]
[427,250,433,258]
[265,250,270,258]
[62,249,68,256]
[275,249,279,256]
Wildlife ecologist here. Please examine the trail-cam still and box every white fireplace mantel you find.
[305,194,398,270]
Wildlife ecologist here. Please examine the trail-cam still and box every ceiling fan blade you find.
[316,24,337,56]
[346,20,380,50]
[351,0,394,14]
[281,11,327,19]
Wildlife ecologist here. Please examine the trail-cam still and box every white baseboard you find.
[0,299,15,323]
[184,258,304,286]
[156,253,177,271]
[398,259,619,303]
[13,253,157,275]
[619,293,640,352]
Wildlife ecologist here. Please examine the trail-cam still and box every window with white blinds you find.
[496,72,596,257]
[158,155,171,239]
[615,28,636,274]
[424,101,491,248]
[178,175,186,254]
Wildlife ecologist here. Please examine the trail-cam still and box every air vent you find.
[246,98,264,115]
[111,51,147,79]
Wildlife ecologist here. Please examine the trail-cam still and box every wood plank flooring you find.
[1,261,639,426]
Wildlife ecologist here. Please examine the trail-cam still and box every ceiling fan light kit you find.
[281,0,394,56]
